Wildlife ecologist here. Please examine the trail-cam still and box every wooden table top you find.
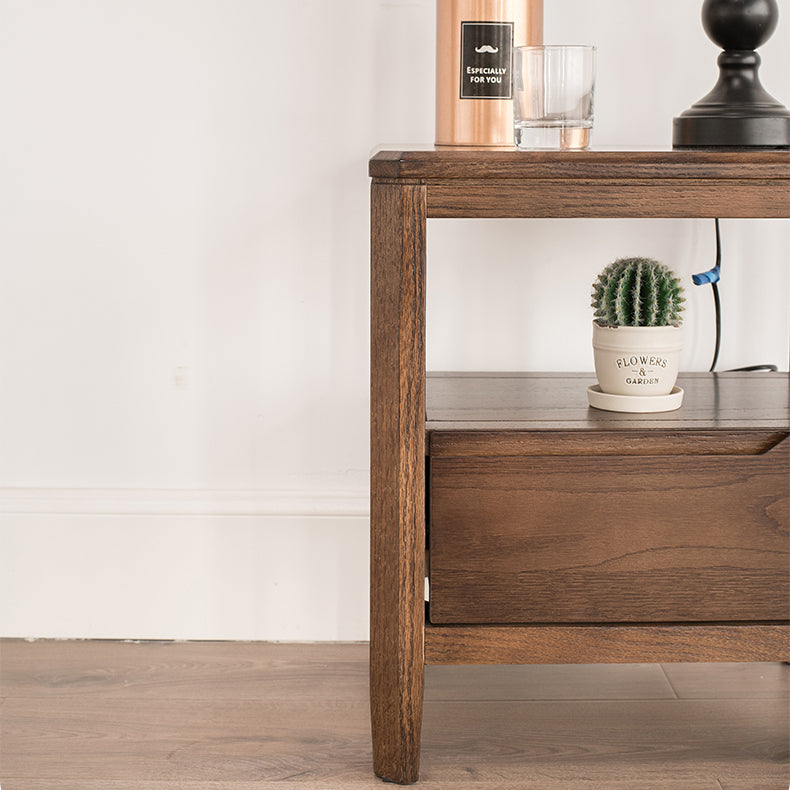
[369,147,790,181]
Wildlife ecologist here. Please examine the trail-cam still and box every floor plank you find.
[0,640,369,701]
[662,661,790,699]
[2,697,372,782]
[421,699,787,785]
[4,696,785,785]
[0,781,726,790]
[1,640,788,789]
[426,663,676,700]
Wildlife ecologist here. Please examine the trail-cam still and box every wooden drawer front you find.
[428,437,789,624]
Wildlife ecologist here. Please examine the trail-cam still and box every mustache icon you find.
[475,44,499,53]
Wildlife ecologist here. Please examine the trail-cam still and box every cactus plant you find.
[591,257,685,327]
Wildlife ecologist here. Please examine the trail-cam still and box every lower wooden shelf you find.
[426,371,790,436]
[425,372,790,656]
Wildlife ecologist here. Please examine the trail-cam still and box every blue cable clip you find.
[692,265,720,286]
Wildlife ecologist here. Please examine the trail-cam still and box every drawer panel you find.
[428,435,789,624]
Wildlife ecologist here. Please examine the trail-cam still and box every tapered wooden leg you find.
[369,178,427,784]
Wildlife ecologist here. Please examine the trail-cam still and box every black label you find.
[460,21,513,100]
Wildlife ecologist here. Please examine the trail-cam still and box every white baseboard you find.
[0,487,370,517]
[0,508,371,640]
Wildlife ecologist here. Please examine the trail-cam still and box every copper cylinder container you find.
[436,0,543,146]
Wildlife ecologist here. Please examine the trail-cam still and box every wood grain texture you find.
[2,640,787,789]
[661,661,790,699]
[369,150,790,219]
[3,695,373,783]
[0,782,731,790]
[424,623,790,664]
[368,148,790,783]
[429,429,789,457]
[425,178,790,218]
[420,698,788,786]
[0,641,369,701]
[369,148,790,182]
[426,372,790,434]
[424,662,677,701]
[428,441,789,623]
[369,149,790,218]
[369,179,427,784]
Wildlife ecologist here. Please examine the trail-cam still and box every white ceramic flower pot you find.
[592,322,682,397]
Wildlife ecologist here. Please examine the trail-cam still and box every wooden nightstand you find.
[369,148,790,784]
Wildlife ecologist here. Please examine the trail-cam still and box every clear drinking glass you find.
[513,45,596,150]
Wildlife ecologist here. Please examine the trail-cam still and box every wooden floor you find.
[0,640,788,789]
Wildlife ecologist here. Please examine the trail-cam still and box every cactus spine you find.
[591,257,685,327]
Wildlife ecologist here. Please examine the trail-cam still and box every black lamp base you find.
[673,113,790,149]
[672,0,790,149]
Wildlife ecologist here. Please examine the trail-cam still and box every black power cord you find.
[692,219,777,374]
[692,219,722,372]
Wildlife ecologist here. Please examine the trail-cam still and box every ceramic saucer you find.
[586,385,684,413]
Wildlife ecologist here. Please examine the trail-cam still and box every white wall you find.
[1,0,788,640]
